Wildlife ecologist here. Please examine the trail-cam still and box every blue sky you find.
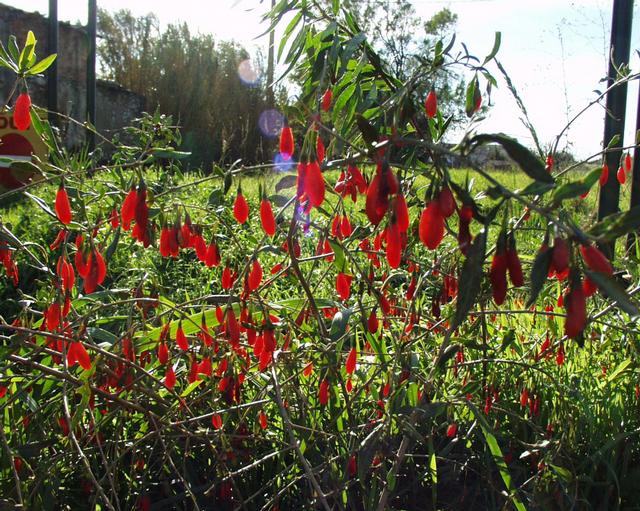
[8,0,640,160]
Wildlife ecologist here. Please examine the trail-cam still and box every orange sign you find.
[0,114,47,190]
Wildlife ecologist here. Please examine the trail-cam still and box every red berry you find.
[321,87,333,112]
[437,186,456,218]
[14,93,32,131]
[599,163,609,186]
[248,259,263,291]
[305,160,325,207]
[55,184,72,225]
[565,279,587,339]
[425,90,437,119]
[506,248,524,287]
[446,423,458,438]
[165,365,176,390]
[617,165,626,184]
[279,125,294,160]
[419,201,445,250]
[336,272,352,301]
[176,322,188,351]
[260,199,276,236]
[345,347,357,375]
[580,244,613,275]
[319,379,329,406]
[233,190,249,224]
[489,252,508,305]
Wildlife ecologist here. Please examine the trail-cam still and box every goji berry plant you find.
[1,6,640,511]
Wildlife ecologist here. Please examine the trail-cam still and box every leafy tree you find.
[98,9,272,167]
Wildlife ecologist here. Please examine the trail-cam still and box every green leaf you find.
[181,379,203,397]
[328,239,349,274]
[333,82,356,117]
[451,229,487,331]
[527,246,552,307]
[18,31,37,71]
[148,148,191,160]
[584,270,640,317]
[605,358,632,385]
[8,36,20,63]
[275,174,297,192]
[24,191,56,219]
[87,327,118,345]
[356,113,379,146]
[607,133,621,149]
[469,133,554,184]
[26,53,57,75]
[589,206,640,242]
[552,167,600,202]
[518,180,555,197]
[483,31,501,64]
[467,402,527,511]
[465,76,479,117]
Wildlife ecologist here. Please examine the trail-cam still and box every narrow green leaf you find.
[467,402,527,511]
[452,229,487,330]
[584,270,640,317]
[527,246,552,307]
[27,53,57,75]
[469,133,554,184]
[275,174,297,192]
[552,167,600,202]
[589,206,640,241]
[483,31,501,64]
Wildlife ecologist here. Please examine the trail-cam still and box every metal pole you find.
[627,83,640,251]
[266,0,275,108]
[597,0,633,260]
[86,0,97,151]
[47,0,58,126]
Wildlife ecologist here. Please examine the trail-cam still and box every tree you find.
[98,9,272,167]
[317,0,466,123]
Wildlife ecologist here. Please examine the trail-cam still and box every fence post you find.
[627,84,640,251]
[47,0,58,127]
[86,0,97,151]
[597,0,633,260]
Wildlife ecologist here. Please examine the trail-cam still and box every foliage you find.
[1,7,640,511]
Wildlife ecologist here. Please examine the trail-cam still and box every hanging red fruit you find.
[419,201,445,250]
[165,365,176,390]
[489,250,508,305]
[233,188,249,224]
[336,272,352,301]
[55,183,72,225]
[425,90,437,119]
[579,244,613,275]
[599,163,609,186]
[14,93,32,131]
[176,322,188,351]
[319,379,329,406]
[345,347,357,375]
[304,160,325,208]
[260,198,276,236]
[248,259,263,291]
[565,273,587,339]
[279,124,294,160]
[321,87,333,112]
[617,165,626,184]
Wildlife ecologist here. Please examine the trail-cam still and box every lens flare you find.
[273,152,295,173]
[237,59,260,86]
[259,109,284,138]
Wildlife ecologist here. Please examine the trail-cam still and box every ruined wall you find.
[0,3,144,148]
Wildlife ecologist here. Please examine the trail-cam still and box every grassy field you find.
[1,161,639,509]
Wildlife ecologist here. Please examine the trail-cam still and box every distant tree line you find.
[97,9,276,168]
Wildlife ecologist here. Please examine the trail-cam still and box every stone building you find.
[0,2,144,149]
